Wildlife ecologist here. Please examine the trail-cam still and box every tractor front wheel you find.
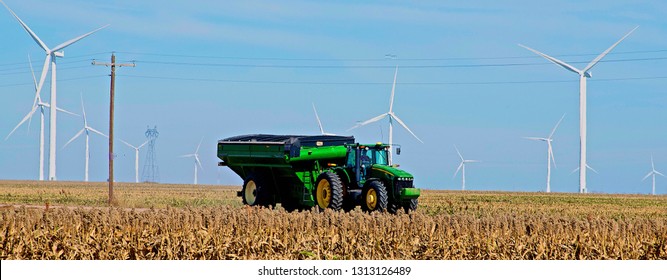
[314,172,344,211]
[361,180,388,213]
[403,199,418,214]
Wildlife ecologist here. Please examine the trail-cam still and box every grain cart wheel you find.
[314,172,343,211]
[242,173,273,207]
[361,181,388,213]
[403,199,418,214]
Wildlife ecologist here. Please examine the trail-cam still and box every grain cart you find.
[217,134,420,213]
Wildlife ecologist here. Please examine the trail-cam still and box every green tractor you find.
[217,134,420,213]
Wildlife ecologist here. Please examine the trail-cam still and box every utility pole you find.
[93,53,135,205]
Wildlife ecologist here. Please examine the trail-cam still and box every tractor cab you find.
[346,143,391,187]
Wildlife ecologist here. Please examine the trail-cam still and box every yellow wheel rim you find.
[316,179,331,209]
[366,188,377,210]
[245,180,257,205]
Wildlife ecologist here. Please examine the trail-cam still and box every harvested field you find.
[0,180,666,260]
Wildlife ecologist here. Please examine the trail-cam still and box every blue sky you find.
[1,0,665,194]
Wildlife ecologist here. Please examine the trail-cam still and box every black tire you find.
[314,172,344,211]
[241,173,274,207]
[281,200,297,212]
[388,200,401,214]
[403,199,418,214]
[361,180,388,213]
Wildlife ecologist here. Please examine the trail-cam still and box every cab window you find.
[373,149,388,165]
[346,149,356,167]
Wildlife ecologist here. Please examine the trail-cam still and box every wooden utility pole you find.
[93,53,135,205]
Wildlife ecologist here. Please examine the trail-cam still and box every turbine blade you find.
[651,154,655,170]
[80,94,88,124]
[389,66,398,113]
[454,145,464,161]
[63,129,85,149]
[51,24,110,52]
[180,154,195,158]
[587,164,599,174]
[27,54,38,94]
[195,137,204,154]
[137,140,150,149]
[312,103,326,135]
[195,155,203,170]
[347,113,388,131]
[453,162,463,178]
[583,26,639,72]
[642,172,653,181]
[34,54,51,112]
[655,171,665,177]
[55,107,79,116]
[87,127,108,138]
[518,44,582,75]
[5,106,38,140]
[118,138,135,149]
[465,160,481,163]
[390,113,424,143]
[571,167,579,175]
[524,137,546,141]
[549,143,557,168]
[1,2,50,51]
[549,114,566,138]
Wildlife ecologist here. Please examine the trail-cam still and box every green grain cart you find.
[217,134,420,213]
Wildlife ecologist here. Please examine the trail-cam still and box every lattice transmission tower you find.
[141,126,160,183]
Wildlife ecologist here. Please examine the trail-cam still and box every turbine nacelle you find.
[54,51,64,58]
[584,71,592,78]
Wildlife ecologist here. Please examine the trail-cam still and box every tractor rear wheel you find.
[361,181,388,213]
[242,173,274,208]
[314,172,343,211]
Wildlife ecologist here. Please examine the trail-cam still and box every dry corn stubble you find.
[0,181,666,260]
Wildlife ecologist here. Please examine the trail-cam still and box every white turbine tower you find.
[348,66,423,165]
[118,139,150,183]
[453,146,480,191]
[642,155,665,195]
[519,26,637,194]
[312,103,335,136]
[1,1,109,181]
[524,114,565,193]
[63,95,108,182]
[5,55,77,180]
[181,138,204,185]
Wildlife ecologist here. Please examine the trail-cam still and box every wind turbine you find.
[642,155,665,195]
[1,1,109,181]
[181,138,204,185]
[312,103,335,136]
[519,26,638,194]
[5,55,77,180]
[348,66,423,165]
[453,145,480,191]
[524,114,565,193]
[118,139,150,183]
[63,95,108,182]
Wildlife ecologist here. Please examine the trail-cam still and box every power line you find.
[0,52,113,67]
[116,74,667,86]
[2,49,666,68]
[0,75,108,88]
[130,56,667,69]
[2,55,663,77]
[0,59,93,73]
[114,49,667,61]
